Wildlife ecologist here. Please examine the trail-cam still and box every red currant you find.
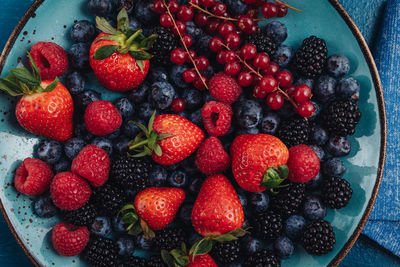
[224,61,241,76]
[218,21,236,38]
[225,32,241,49]
[253,85,268,99]
[177,5,194,21]
[171,98,186,112]
[243,0,256,4]
[253,53,270,70]
[172,20,187,35]
[212,3,227,16]
[224,50,236,63]
[168,0,180,13]
[194,56,210,71]
[264,61,279,76]
[154,0,166,13]
[170,48,187,64]
[266,92,284,110]
[277,4,288,17]
[237,71,254,87]
[259,75,277,93]
[276,71,293,87]
[186,49,196,62]
[293,84,312,103]
[195,13,208,26]
[298,101,315,117]
[183,69,197,83]
[261,3,278,18]
[206,19,220,34]
[160,13,173,28]
[285,85,296,97]
[209,36,224,52]
[216,50,226,64]
[240,44,257,60]
[236,15,255,34]
[189,0,199,5]
[201,0,216,8]
[194,75,208,90]
[181,34,193,47]
[247,24,258,35]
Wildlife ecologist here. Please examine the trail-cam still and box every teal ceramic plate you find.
[0,0,386,266]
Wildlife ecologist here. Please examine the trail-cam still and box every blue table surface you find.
[0,0,399,266]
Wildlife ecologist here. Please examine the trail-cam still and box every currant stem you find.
[274,0,302,12]
[189,3,237,21]
[162,0,208,89]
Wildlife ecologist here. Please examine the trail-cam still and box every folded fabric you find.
[362,0,400,257]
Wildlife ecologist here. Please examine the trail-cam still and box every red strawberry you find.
[84,100,122,136]
[30,42,69,79]
[71,144,110,187]
[208,72,242,104]
[52,223,89,256]
[50,172,92,210]
[195,137,230,175]
[14,158,53,196]
[129,112,205,165]
[89,9,157,91]
[160,243,217,267]
[287,144,320,183]
[231,134,289,192]
[187,254,218,267]
[201,101,233,137]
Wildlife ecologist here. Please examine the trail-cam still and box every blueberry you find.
[125,189,136,198]
[122,120,142,138]
[75,90,101,109]
[150,66,169,83]
[150,82,176,110]
[308,100,322,121]
[53,158,69,173]
[169,65,188,89]
[74,122,94,141]
[326,54,350,78]
[249,192,269,213]
[138,102,155,121]
[113,135,130,155]
[303,195,326,220]
[195,35,212,57]
[112,216,126,233]
[309,145,325,161]
[266,21,287,44]
[179,203,193,225]
[149,165,168,186]
[189,109,203,128]
[134,0,157,24]
[167,162,181,171]
[129,82,150,104]
[276,102,296,119]
[237,191,247,208]
[235,99,262,129]
[336,77,360,101]
[114,0,136,14]
[273,45,294,68]
[203,92,216,103]
[284,215,306,240]
[92,137,113,155]
[116,236,135,256]
[168,170,188,188]
[64,137,85,160]
[88,0,112,16]
[91,217,111,237]
[37,140,62,165]
[181,155,198,174]
[189,177,203,194]
[202,65,215,77]
[69,43,90,70]
[186,21,205,44]
[66,71,85,94]
[260,112,280,135]
[115,98,135,119]
[325,136,351,157]
[314,75,336,103]
[135,234,153,250]
[310,125,328,145]
[306,171,323,190]
[106,128,121,140]
[129,17,142,29]
[236,127,259,135]
[240,236,260,256]
[70,20,96,43]
[33,195,57,218]
[225,0,247,14]
[295,77,314,89]
[322,158,345,178]
[274,236,294,259]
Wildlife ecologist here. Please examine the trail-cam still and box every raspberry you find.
[208,72,242,104]
[14,158,53,196]
[50,172,92,210]
[201,101,233,136]
[84,100,122,136]
[195,137,230,175]
[52,222,89,256]
[30,42,69,79]
[287,145,320,183]
[71,144,110,187]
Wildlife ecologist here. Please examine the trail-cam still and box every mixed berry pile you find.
[0,0,363,266]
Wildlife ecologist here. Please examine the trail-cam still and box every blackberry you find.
[293,36,328,78]
[321,177,352,209]
[270,181,306,218]
[153,228,187,251]
[61,203,97,227]
[245,31,277,57]
[83,236,118,267]
[110,155,152,192]
[301,219,336,255]
[148,256,167,267]
[323,100,361,136]
[118,256,147,267]
[211,239,241,264]
[149,26,178,66]
[278,117,309,148]
[251,211,283,240]
[243,249,281,267]
[93,184,126,217]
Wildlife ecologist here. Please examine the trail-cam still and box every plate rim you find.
[0,0,387,266]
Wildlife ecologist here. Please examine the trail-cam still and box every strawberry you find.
[231,134,289,193]
[160,243,217,267]
[0,53,73,141]
[287,144,320,183]
[195,137,230,175]
[89,8,157,92]
[120,187,185,239]
[52,223,89,256]
[128,112,205,165]
[187,254,217,267]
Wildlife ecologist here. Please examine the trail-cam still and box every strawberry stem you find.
[125,29,143,47]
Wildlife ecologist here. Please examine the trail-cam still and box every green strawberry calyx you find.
[262,165,289,194]
[161,243,191,267]
[93,8,157,72]
[0,52,58,96]
[127,111,174,158]
[119,203,155,240]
